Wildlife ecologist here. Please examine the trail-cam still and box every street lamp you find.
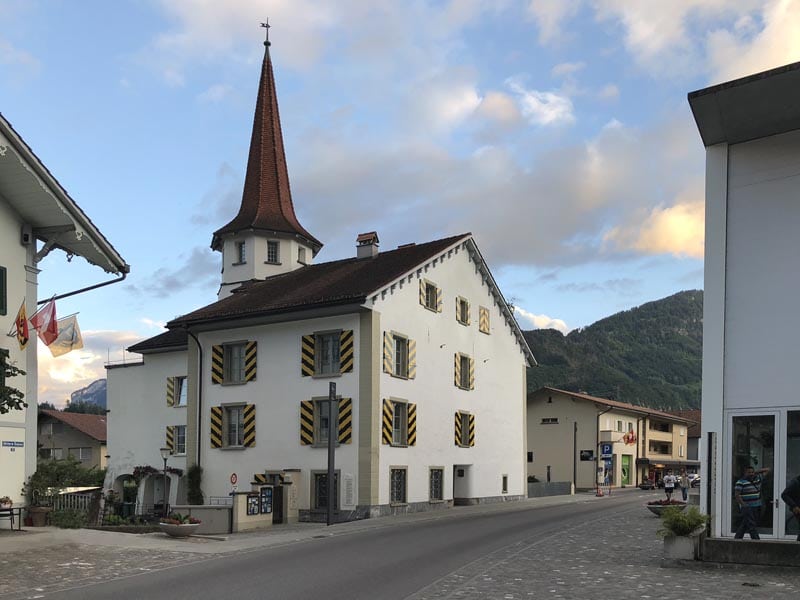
[159,447,171,518]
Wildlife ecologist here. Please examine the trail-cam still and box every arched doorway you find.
[142,474,171,516]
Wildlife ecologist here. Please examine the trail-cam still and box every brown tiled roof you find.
[40,410,107,442]
[532,387,696,424]
[169,234,471,327]
[667,409,701,437]
[211,46,322,254]
[128,329,188,354]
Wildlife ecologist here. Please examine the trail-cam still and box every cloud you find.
[597,83,619,99]
[190,162,242,226]
[514,306,569,333]
[413,73,483,132]
[38,330,143,407]
[556,278,641,294]
[526,0,582,45]
[506,77,575,126]
[0,38,39,69]
[198,83,233,103]
[551,61,585,77]
[128,247,219,299]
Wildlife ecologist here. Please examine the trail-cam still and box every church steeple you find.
[213,25,322,299]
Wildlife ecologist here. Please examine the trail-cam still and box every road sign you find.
[600,443,613,458]
[230,473,238,485]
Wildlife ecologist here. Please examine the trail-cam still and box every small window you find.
[224,343,246,384]
[628,422,634,432]
[616,420,623,432]
[316,332,341,375]
[390,468,407,504]
[458,412,471,447]
[502,475,508,494]
[298,247,307,264]
[267,240,280,264]
[527,451,533,463]
[456,297,470,325]
[313,399,337,445]
[175,425,187,454]
[68,447,92,461]
[429,468,444,501]
[680,427,685,436]
[392,401,408,446]
[424,282,437,311]
[394,336,409,378]
[0,266,6,315]
[40,448,64,460]
[458,354,470,389]
[541,418,558,425]
[175,376,188,406]
[225,405,245,447]
[235,241,246,264]
[679,445,685,457]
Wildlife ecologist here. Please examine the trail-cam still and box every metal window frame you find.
[224,404,245,447]
[266,240,280,264]
[314,330,342,376]
[390,466,408,504]
[429,467,444,501]
[223,342,247,384]
[391,400,408,446]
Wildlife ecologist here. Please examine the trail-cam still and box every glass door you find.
[729,414,776,537]
[781,410,800,540]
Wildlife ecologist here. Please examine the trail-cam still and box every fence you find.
[52,492,95,512]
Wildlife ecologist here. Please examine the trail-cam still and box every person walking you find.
[679,469,690,502]
[663,469,676,501]
[734,465,770,540]
[781,474,800,541]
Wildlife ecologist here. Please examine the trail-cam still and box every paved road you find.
[18,493,643,600]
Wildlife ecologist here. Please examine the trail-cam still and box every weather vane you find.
[261,19,271,47]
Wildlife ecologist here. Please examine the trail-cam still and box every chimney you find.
[356,231,380,258]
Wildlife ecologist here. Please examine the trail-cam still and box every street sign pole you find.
[327,382,336,526]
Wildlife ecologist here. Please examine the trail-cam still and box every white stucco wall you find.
[105,350,187,507]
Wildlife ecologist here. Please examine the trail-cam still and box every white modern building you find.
[691,62,800,540]
[105,40,535,526]
[0,113,127,506]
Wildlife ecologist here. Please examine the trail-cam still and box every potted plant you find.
[646,498,687,516]
[159,512,202,538]
[658,505,709,560]
[0,496,12,508]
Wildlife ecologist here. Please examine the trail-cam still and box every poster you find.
[247,494,260,516]
[260,486,273,514]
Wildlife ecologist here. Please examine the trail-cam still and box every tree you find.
[64,400,105,415]
[0,353,27,415]
[38,401,57,411]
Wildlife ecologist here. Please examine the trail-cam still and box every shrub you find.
[161,512,201,525]
[186,464,204,505]
[23,457,105,505]
[50,509,87,529]
[658,505,709,538]
[104,514,125,526]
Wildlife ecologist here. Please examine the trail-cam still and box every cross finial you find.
[261,19,271,47]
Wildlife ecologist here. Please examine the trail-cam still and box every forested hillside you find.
[524,290,703,409]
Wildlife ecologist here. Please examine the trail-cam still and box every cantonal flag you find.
[15,300,29,350]
[48,315,84,357]
[30,300,58,346]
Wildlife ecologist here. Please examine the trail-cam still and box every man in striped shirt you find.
[734,465,770,540]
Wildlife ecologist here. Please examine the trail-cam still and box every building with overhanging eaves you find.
[105,38,534,529]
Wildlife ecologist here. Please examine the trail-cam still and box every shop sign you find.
[600,443,613,458]
[579,450,594,461]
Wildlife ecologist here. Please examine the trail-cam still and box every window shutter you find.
[340,330,354,373]
[479,306,490,334]
[210,406,223,448]
[166,377,175,407]
[469,357,475,390]
[382,332,393,374]
[245,341,257,382]
[469,414,476,447]
[301,334,315,376]
[454,412,461,446]
[419,279,426,306]
[253,473,267,485]
[466,301,471,325]
[243,404,256,447]
[454,353,460,387]
[211,345,224,384]
[436,286,443,312]
[408,338,417,379]
[300,401,314,445]
[407,403,417,446]
[338,397,353,444]
[382,399,394,445]
[166,425,175,452]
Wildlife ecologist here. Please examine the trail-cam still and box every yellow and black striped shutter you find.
[469,357,475,390]
[436,286,443,312]
[300,400,314,445]
[408,403,417,446]
[479,306,490,334]
[244,341,257,382]
[253,473,267,484]
[408,338,417,379]
[301,334,315,376]
[382,332,393,374]
[454,353,461,387]
[465,300,471,325]
[340,330,354,373]
[469,413,476,447]
[418,279,426,306]
[382,399,393,444]
[166,425,175,452]
[166,377,175,407]
[243,404,256,447]
[210,406,223,448]
[454,412,462,446]
[211,345,224,384]
[338,398,353,444]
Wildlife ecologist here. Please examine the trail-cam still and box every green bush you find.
[23,456,105,505]
[50,509,87,529]
[104,514,125,526]
[658,505,709,537]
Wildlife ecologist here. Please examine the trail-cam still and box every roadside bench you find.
[0,507,23,530]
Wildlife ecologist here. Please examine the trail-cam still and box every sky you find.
[2,0,799,406]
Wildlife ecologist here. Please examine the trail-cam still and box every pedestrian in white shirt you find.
[663,470,677,501]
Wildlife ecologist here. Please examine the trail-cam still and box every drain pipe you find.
[37,270,128,304]
[184,328,203,469]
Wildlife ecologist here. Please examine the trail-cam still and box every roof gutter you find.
[37,269,128,305]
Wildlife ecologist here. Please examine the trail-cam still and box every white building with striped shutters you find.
[104,39,534,524]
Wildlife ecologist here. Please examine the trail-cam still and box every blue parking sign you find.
[600,443,613,458]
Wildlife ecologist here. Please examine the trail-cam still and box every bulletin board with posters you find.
[246,494,260,516]
[260,486,273,514]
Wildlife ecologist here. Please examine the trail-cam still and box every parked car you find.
[689,473,700,487]
[639,480,655,490]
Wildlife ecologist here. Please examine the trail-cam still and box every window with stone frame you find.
[390,467,407,504]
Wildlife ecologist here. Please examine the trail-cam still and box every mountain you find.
[524,290,703,410]
[69,379,107,409]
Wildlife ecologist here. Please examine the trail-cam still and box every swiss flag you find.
[30,300,59,346]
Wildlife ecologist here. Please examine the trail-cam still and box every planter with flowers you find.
[159,513,202,538]
[646,498,686,516]
[658,505,709,560]
[0,496,12,509]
